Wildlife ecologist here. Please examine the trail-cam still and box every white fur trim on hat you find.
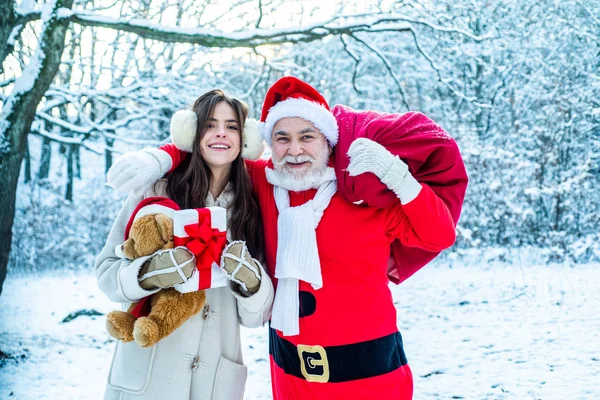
[261,98,339,147]
[170,110,264,160]
[170,110,197,153]
[133,204,176,222]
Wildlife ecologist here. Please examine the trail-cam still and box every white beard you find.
[270,148,331,192]
[266,166,334,192]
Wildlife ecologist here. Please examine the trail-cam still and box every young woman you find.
[95,90,273,400]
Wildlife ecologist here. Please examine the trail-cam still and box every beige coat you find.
[95,181,273,400]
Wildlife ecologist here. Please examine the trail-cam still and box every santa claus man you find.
[108,76,461,399]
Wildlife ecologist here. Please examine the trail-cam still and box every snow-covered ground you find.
[1,261,598,399]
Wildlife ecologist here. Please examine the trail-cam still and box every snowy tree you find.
[2,0,597,295]
[1,0,74,296]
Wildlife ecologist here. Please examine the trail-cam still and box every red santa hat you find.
[259,76,339,147]
[114,196,180,259]
[170,111,264,160]
[123,196,180,241]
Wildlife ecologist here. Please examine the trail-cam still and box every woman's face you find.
[199,101,241,175]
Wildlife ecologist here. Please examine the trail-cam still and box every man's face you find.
[271,117,331,180]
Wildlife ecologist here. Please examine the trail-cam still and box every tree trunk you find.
[23,138,31,183]
[74,144,81,179]
[105,137,114,173]
[0,0,16,71]
[65,144,73,201]
[38,136,52,179]
[0,0,74,297]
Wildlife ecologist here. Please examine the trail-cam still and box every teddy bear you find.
[105,212,206,348]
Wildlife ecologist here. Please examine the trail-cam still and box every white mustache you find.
[273,154,315,167]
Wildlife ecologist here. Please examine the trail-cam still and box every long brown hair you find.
[166,90,264,260]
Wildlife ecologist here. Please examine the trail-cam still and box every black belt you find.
[269,327,407,383]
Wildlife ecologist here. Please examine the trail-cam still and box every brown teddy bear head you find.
[121,213,174,260]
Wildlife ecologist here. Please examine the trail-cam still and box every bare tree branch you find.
[0,0,17,70]
[340,34,363,94]
[13,10,41,27]
[47,9,485,47]
[349,33,411,110]
[404,27,490,108]
[256,0,263,28]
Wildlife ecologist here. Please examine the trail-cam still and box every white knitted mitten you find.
[107,148,172,194]
[138,247,196,290]
[220,241,262,296]
[347,138,422,204]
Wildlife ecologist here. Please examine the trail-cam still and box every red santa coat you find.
[245,158,455,400]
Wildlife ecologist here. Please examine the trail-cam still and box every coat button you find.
[191,356,200,371]
[298,291,316,317]
[202,304,210,320]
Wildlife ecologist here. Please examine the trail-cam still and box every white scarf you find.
[266,167,337,336]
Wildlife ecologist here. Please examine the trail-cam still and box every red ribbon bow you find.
[181,209,227,274]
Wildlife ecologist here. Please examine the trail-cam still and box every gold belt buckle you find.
[297,344,330,383]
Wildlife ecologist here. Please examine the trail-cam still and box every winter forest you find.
[1,0,599,399]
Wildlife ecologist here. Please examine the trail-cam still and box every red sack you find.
[332,105,468,284]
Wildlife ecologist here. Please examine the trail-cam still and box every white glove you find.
[347,138,421,204]
[107,148,172,194]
